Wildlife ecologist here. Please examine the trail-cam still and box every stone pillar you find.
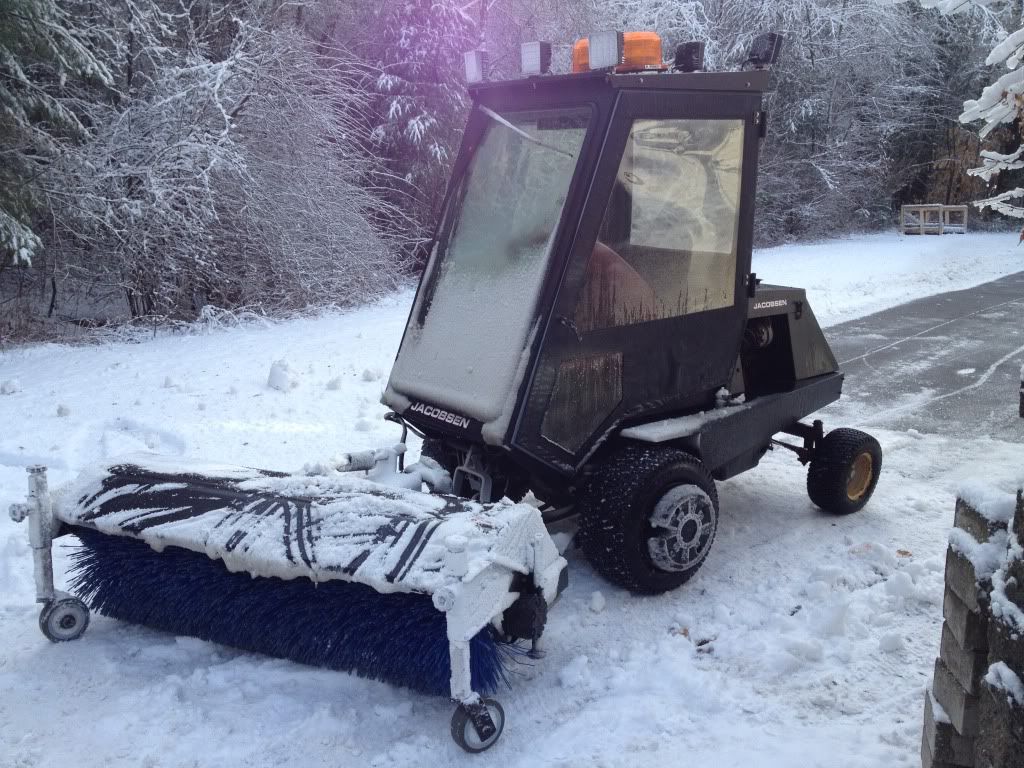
[974,491,1024,768]
[922,491,1020,768]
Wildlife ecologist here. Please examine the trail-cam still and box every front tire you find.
[807,428,882,514]
[578,445,718,595]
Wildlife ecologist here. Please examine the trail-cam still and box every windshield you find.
[388,107,591,431]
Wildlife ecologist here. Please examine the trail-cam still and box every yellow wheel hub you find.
[846,452,874,502]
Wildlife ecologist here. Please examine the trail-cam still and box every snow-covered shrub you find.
[39,5,408,320]
[5,1,409,335]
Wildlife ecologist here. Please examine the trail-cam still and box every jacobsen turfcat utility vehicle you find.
[11,31,881,752]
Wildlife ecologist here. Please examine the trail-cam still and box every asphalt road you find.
[823,271,1024,440]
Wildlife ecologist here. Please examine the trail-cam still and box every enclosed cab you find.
[384,32,881,594]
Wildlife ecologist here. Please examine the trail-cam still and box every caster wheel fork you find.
[450,697,505,753]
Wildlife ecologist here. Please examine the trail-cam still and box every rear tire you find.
[807,428,882,515]
[578,445,718,595]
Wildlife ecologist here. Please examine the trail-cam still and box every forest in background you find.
[1,0,1021,341]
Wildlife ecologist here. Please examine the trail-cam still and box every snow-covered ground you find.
[2,232,1023,767]
[755,231,1024,326]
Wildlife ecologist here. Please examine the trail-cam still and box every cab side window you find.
[574,118,745,332]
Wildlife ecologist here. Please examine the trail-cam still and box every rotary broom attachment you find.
[9,455,567,752]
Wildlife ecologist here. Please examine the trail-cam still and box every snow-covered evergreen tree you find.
[366,0,478,225]
[0,0,112,265]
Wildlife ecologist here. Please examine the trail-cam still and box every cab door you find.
[511,87,763,473]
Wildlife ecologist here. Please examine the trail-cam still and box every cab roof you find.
[467,68,771,99]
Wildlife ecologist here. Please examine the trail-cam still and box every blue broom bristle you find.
[67,527,516,697]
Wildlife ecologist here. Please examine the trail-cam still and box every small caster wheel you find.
[450,698,505,753]
[39,595,90,642]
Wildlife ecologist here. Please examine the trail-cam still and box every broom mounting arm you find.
[11,465,91,642]
[9,465,57,604]
[311,443,453,494]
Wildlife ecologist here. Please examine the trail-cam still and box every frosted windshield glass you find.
[628,119,744,254]
[574,119,744,331]
[389,108,590,425]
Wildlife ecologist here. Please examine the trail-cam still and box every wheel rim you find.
[846,452,874,501]
[47,601,86,640]
[647,485,715,573]
[460,701,503,751]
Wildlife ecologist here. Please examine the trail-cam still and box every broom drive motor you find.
[11,30,882,753]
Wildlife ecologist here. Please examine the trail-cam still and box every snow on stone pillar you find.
[974,490,1024,768]
[921,486,1016,768]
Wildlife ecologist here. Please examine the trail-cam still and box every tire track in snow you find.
[860,340,1024,425]
[838,296,1024,367]
[0,448,68,470]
